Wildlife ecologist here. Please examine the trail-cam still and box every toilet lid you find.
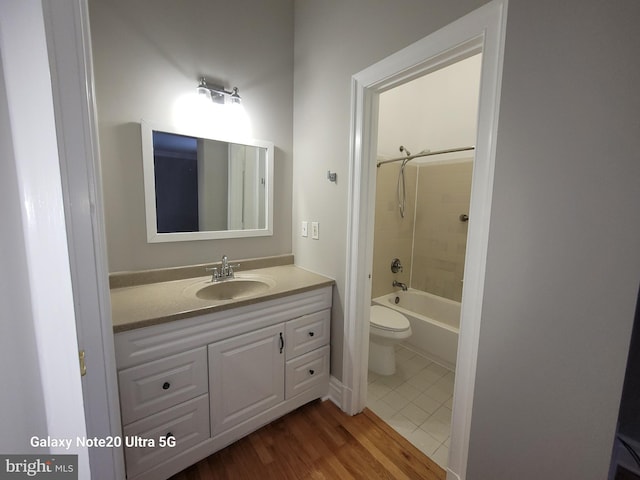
[370,305,410,332]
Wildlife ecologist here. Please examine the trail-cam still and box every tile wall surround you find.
[372,163,417,299]
[372,158,472,302]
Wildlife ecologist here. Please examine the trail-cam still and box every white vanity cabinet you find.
[114,285,331,480]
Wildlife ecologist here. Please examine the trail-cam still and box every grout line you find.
[367,345,454,468]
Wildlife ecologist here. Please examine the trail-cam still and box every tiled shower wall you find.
[372,158,473,302]
[371,163,417,299]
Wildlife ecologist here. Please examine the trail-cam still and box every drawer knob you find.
[309,369,315,375]
[308,331,315,337]
[162,382,171,390]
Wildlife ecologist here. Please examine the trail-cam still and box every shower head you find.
[399,145,411,157]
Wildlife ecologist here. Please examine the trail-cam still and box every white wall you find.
[89,0,294,272]
[466,2,640,478]
[293,0,640,478]
[377,54,481,158]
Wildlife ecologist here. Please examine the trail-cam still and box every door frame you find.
[0,0,93,475]
[342,2,508,478]
[42,1,125,478]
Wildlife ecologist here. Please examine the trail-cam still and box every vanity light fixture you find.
[197,77,241,105]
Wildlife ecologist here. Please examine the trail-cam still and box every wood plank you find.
[330,404,444,480]
[363,407,445,472]
[168,400,446,480]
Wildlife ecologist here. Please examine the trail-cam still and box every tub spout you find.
[392,280,408,291]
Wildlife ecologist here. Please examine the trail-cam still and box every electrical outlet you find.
[311,222,319,240]
[301,221,308,237]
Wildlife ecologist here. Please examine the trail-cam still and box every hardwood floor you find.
[169,399,445,480]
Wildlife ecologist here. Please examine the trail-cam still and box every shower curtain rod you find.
[376,146,475,168]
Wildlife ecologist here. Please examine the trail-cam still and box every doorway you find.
[366,53,482,470]
[343,2,507,478]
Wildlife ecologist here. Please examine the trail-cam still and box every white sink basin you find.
[184,275,275,301]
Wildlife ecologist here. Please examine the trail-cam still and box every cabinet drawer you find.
[285,345,329,399]
[123,394,210,479]
[119,347,207,425]
[285,310,330,359]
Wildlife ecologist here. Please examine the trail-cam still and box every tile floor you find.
[366,344,455,470]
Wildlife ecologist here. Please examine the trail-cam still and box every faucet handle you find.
[391,258,403,273]
[205,266,219,281]
[228,263,240,277]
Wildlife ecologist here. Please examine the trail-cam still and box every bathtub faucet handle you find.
[391,258,403,274]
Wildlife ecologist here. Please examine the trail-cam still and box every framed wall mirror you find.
[141,122,274,242]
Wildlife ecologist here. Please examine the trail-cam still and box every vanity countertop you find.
[110,264,334,333]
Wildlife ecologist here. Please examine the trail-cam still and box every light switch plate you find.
[301,221,308,237]
[311,222,319,240]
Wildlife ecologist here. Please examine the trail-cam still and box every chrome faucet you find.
[392,280,408,291]
[221,255,230,277]
[207,255,240,282]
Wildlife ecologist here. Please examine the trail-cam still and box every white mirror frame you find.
[141,121,274,242]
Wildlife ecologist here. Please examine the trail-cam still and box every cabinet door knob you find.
[279,332,284,354]
[309,369,315,375]
[162,382,171,390]
[308,331,315,337]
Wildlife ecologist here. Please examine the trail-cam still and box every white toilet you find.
[369,305,412,376]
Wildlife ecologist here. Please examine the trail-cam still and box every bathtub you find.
[372,289,460,370]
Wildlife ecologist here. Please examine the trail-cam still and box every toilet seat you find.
[370,305,410,332]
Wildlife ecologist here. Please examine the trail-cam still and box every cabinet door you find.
[209,324,284,436]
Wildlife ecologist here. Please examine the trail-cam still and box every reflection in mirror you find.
[141,122,274,242]
[153,132,265,232]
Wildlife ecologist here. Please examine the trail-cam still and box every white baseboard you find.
[447,468,462,480]
[325,375,344,410]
